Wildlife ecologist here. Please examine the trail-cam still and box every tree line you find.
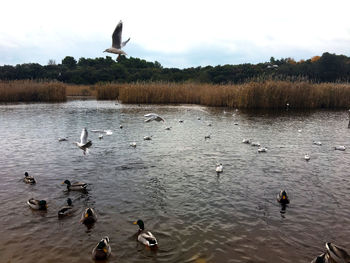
[1,52,350,84]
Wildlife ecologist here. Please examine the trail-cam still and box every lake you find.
[1,100,350,263]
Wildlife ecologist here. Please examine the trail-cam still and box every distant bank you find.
[1,80,350,109]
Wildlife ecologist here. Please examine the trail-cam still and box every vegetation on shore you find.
[1,52,350,85]
[97,81,350,109]
[0,80,66,102]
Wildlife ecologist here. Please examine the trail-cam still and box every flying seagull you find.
[75,128,92,149]
[104,20,130,59]
[144,113,165,122]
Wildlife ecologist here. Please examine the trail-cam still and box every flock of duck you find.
[24,114,168,260]
[24,110,350,262]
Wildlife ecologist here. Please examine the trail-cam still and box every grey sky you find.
[1,0,350,68]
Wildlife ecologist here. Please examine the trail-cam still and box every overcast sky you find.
[1,0,350,68]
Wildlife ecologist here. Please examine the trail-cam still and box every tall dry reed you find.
[113,81,350,109]
[0,80,66,102]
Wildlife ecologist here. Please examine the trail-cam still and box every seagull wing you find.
[144,113,158,118]
[155,116,165,122]
[144,116,156,122]
[112,21,123,49]
[121,37,130,48]
[80,129,88,145]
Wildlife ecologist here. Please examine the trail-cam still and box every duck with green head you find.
[92,236,111,260]
[62,180,87,191]
[58,198,73,218]
[27,198,47,210]
[23,172,36,184]
[133,219,158,248]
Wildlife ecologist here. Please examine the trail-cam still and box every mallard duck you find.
[216,163,223,173]
[80,208,97,224]
[27,198,47,210]
[62,180,87,191]
[92,236,111,260]
[58,198,73,218]
[23,172,36,184]
[277,190,290,205]
[311,242,350,263]
[133,219,158,247]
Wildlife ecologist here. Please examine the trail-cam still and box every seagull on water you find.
[144,113,165,122]
[216,163,223,173]
[104,20,130,59]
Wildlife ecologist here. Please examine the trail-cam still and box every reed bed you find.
[96,83,123,100]
[0,80,66,102]
[66,84,97,97]
[111,81,350,109]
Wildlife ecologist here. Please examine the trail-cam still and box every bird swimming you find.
[334,146,346,151]
[92,236,111,260]
[27,198,47,210]
[311,242,350,263]
[62,180,87,192]
[258,147,267,153]
[144,113,165,122]
[277,190,290,205]
[305,154,310,161]
[58,198,73,218]
[104,20,130,59]
[23,172,36,184]
[133,219,158,248]
[80,208,97,225]
[216,163,223,173]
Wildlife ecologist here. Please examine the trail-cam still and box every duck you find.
[92,236,111,260]
[23,172,36,184]
[130,142,137,148]
[80,208,97,225]
[98,134,103,139]
[305,154,310,161]
[62,180,87,191]
[143,136,152,140]
[311,242,350,263]
[133,219,158,248]
[27,198,47,210]
[58,198,73,218]
[120,125,123,129]
[165,127,171,130]
[58,137,68,142]
[216,163,223,174]
[205,135,211,139]
[335,146,346,151]
[277,190,290,205]
[251,142,261,147]
[313,141,322,146]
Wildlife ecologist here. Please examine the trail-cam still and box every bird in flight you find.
[104,20,130,60]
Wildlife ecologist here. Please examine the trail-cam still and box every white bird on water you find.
[75,128,92,148]
[304,154,310,161]
[216,163,223,173]
[104,20,130,59]
[144,113,165,122]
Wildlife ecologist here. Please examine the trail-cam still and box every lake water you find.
[1,100,350,263]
